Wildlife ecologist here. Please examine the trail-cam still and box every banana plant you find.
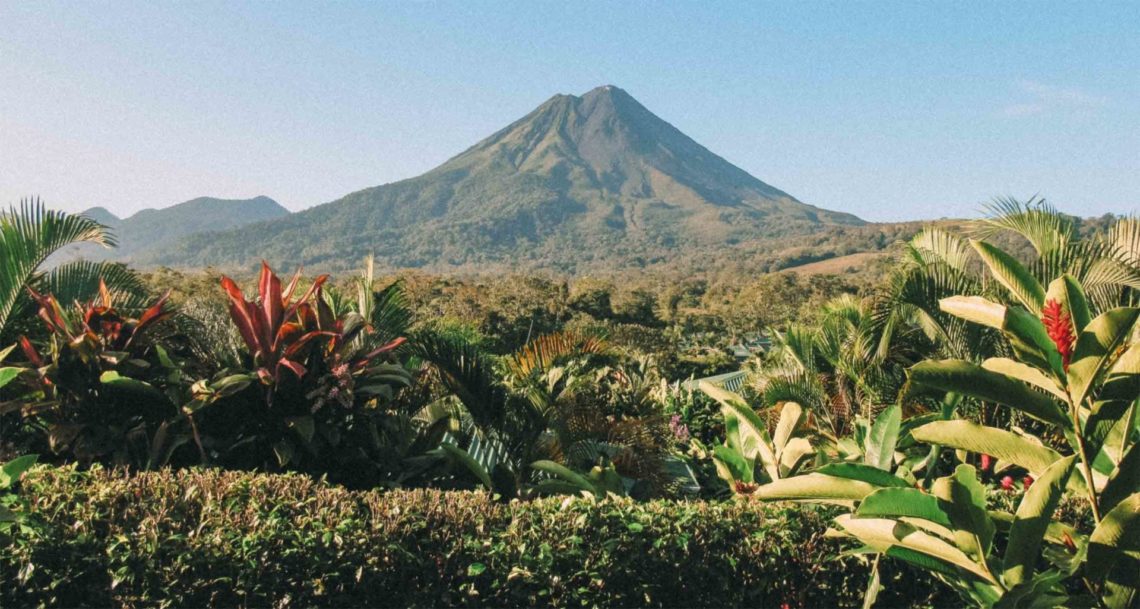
[699,382,815,495]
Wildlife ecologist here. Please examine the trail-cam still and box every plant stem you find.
[1070,402,1102,523]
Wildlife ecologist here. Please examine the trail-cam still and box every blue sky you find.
[1,2,1137,222]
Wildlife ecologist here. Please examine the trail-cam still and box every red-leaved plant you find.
[220,262,332,386]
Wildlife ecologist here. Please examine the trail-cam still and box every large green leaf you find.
[908,360,1068,427]
[439,443,494,491]
[1003,455,1077,587]
[1107,343,1140,377]
[856,487,953,528]
[939,295,1007,328]
[971,240,1046,314]
[99,371,174,410]
[911,420,1063,477]
[864,404,901,471]
[1068,308,1140,408]
[993,569,1071,609]
[1085,398,1136,468]
[702,382,777,478]
[834,514,1001,585]
[815,463,913,488]
[1002,307,1068,380]
[0,367,21,390]
[0,454,38,489]
[530,460,597,495]
[1100,442,1140,516]
[751,473,882,503]
[939,296,1065,379]
[1087,493,1140,609]
[981,358,1068,402]
[778,437,814,477]
[772,401,805,458]
[712,445,753,485]
[932,465,995,562]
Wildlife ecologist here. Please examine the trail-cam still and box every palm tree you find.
[1,198,146,339]
[971,197,1140,311]
[415,330,677,495]
[868,198,1140,366]
[753,294,920,435]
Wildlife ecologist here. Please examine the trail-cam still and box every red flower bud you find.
[980,454,992,472]
[733,481,759,495]
[1000,475,1014,491]
[1042,299,1075,371]
[1023,475,1034,491]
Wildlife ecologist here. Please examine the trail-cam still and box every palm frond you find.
[972,196,1074,256]
[1106,217,1140,270]
[370,280,413,346]
[507,331,608,378]
[414,331,509,432]
[41,260,149,310]
[0,198,117,333]
[907,227,975,272]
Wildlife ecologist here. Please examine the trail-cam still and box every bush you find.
[2,467,952,608]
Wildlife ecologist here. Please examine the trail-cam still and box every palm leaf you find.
[972,196,1074,257]
[0,198,117,334]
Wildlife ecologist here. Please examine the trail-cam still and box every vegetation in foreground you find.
[1,197,1138,607]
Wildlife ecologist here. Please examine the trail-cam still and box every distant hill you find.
[56,196,289,263]
[139,85,864,273]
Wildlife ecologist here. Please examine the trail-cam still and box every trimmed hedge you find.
[2,467,950,608]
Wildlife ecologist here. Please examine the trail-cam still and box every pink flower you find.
[980,454,992,472]
[1000,475,1015,491]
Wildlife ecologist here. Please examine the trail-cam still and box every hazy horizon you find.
[2,2,1137,222]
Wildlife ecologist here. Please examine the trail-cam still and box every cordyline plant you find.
[220,262,332,389]
[739,269,1139,607]
[213,262,410,472]
[6,281,178,465]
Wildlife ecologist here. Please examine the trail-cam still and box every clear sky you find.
[2,2,1137,222]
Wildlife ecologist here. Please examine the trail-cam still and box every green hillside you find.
[55,196,289,263]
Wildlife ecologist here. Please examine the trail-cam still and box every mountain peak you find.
[80,206,120,225]
[581,84,627,98]
[139,87,863,273]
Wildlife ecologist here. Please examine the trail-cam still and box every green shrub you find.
[2,466,953,608]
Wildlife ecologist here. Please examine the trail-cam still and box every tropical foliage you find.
[725,204,1140,608]
[0,199,146,342]
[1,197,1138,607]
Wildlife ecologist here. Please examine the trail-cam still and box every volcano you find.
[142,86,863,272]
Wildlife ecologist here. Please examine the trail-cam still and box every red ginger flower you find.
[1041,299,1075,371]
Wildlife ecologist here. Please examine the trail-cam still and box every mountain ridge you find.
[131,86,864,273]
[55,196,289,263]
